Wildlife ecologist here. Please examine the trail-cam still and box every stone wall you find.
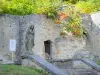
[53,36,86,59]
[0,14,87,64]
[82,12,100,57]
[0,14,20,63]
[90,12,100,56]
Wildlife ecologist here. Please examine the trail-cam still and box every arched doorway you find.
[44,40,52,56]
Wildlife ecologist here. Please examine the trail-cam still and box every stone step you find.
[2,61,14,64]
[51,61,73,69]
[51,60,100,75]
[22,54,67,75]
[61,69,99,75]
[0,59,3,64]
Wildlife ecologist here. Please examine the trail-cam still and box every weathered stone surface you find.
[53,36,86,59]
[0,14,87,64]
[90,12,100,56]
[73,50,99,62]
[0,14,20,63]
[82,12,100,57]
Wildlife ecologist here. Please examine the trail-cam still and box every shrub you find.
[0,0,61,15]
[63,0,87,4]
[55,6,87,37]
[75,0,100,14]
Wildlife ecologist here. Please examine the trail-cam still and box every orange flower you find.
[59,12,69,20]
[55,19,61,24]
[73,30,80,35]
[72,24,79,28]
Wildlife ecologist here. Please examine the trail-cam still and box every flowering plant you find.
[55,6,87,37]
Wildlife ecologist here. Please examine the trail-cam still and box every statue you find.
[25,25,34,54]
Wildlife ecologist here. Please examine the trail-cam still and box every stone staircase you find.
[1,53,100,75]
[61,68,98,75]
[50,60,100,75]
[0,58,14,64]
[21,53,100,75]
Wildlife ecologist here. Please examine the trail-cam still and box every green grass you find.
[0,64,49,75]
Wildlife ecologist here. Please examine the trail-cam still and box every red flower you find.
[72,31,76,35]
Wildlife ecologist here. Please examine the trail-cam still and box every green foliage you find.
[61,0,100,37]
[0,0,100,15]
[75,0,100,14]
[46,10,57,19]
[0,0,61,15]
[55,6,87,37]
[97,60,100,65]
[0,0,100,38]
[63,0,87,4]
[0,64,49,75]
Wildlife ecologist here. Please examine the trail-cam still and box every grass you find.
[0,64,49,75]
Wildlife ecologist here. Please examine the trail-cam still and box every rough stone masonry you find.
[0,12,100,65]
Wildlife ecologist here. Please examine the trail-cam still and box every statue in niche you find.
[25,25,34,54]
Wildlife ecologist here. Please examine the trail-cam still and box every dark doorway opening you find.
[44,40,52,56]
